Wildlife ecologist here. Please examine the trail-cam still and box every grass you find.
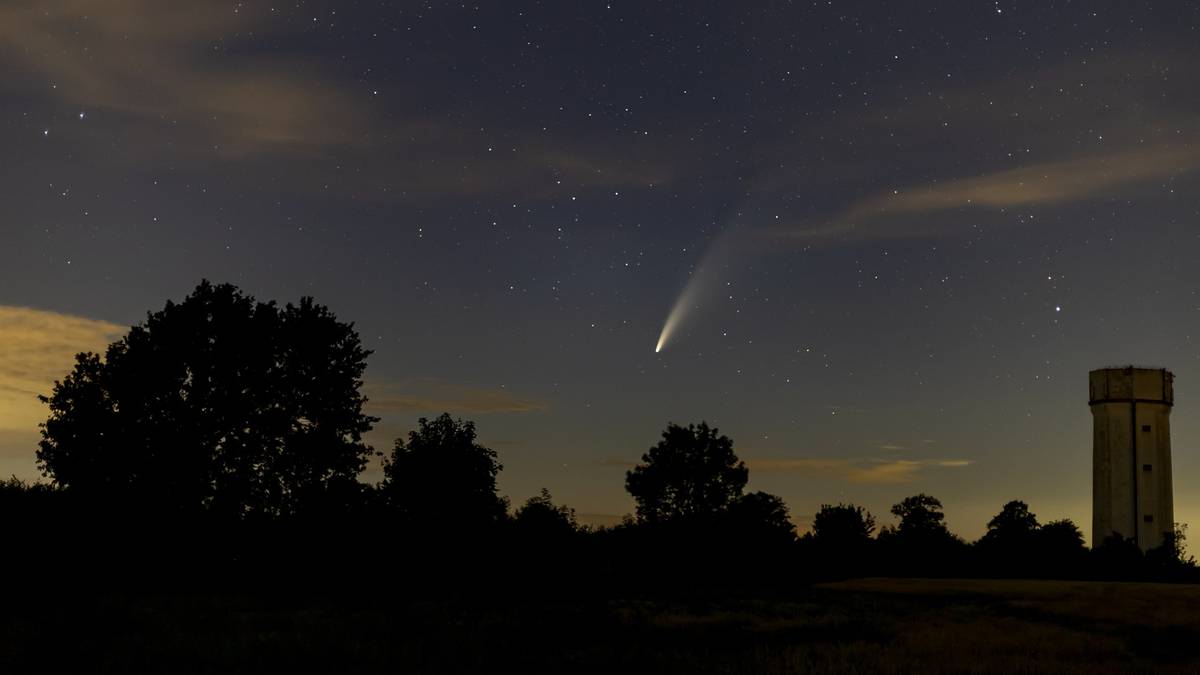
[3,578,1199,673]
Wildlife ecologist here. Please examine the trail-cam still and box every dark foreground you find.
[4,578,1198,674]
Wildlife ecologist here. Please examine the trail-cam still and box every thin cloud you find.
[848,145,1200,219]
[0,305,124,433]
[753,48,1200,246]
[0,0,366,154]
[775,145,1200,244]
[0,1,676,199]
[746,457,972,484]
[364,378,546,415]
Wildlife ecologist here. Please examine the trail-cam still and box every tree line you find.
[3,282,1194,591]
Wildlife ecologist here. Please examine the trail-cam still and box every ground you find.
[4,578,1198,673]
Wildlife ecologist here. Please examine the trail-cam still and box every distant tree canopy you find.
[889,494,951,539]
[726,490,797,542]
[625,422,748,524]
[1039,518,1085,550]
[1036,518,1088,568]
[381,413,508,529]
[811,503,876,546]
[37,281,377,518]
[876,493,965,567]
[979,500,1040,548]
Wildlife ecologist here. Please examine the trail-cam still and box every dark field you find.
[5,578,1198,674]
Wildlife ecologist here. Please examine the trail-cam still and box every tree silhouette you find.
[976,500,1041,576]
[890,493,951,539]
[513,488,580,540]
[381,413,508,529]
[805,503,877,577]
[981,500,1039,544]
[878,493,963,574]
[1146,523,1197,573]
[1038,518,1084,550]
[1093,533,1144,579]
[1036,518,1087,576]
[811,503,876,546]
[625,422,748,524]
[0,476,64,524]
[726,491,797,543]
[36,281,377,518]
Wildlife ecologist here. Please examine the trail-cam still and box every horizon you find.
[1,298,1186,544]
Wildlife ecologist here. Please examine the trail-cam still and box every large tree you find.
[37,281,378,517]
[625,422,749,524]
[380,413,508,529]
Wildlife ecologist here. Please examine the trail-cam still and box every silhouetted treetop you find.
[513,488,579,539]
[812,503,876,545]
[1036,518,1087,566]
[1146,523,1197,571]
[381,413,508,529]
[625,422,748,524]
[726,491,796,543]
[889,494,954,540]
[37,281,378,518]
[980,500,1040,547]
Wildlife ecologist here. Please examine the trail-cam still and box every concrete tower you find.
[1089,367,1175,550]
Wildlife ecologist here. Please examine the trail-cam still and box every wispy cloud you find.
[775,145,1200,244]
[746,457,972,484]
[0,306,123,433]
[749,47,1200,246]
[364,378,546,415]
[0,1,676,198]
[849,145,1199,218]
[0,0,366,154]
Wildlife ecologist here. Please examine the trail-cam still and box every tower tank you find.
[1089,367,1174,550]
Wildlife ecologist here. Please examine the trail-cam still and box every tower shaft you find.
[1089,367,1174,551]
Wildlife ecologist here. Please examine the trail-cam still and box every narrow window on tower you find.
[1143,425,1152,432]
[1144,515,1154,523]
[1144,464,1153,471]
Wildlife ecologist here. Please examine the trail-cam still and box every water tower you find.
[1089,367,1174,550]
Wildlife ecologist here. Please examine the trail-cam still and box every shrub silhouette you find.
[36,281,377,518]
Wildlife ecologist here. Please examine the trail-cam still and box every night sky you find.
[3,1,1199,540]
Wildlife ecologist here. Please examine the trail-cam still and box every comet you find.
[653,226,744,353]
[654,286,694,353]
